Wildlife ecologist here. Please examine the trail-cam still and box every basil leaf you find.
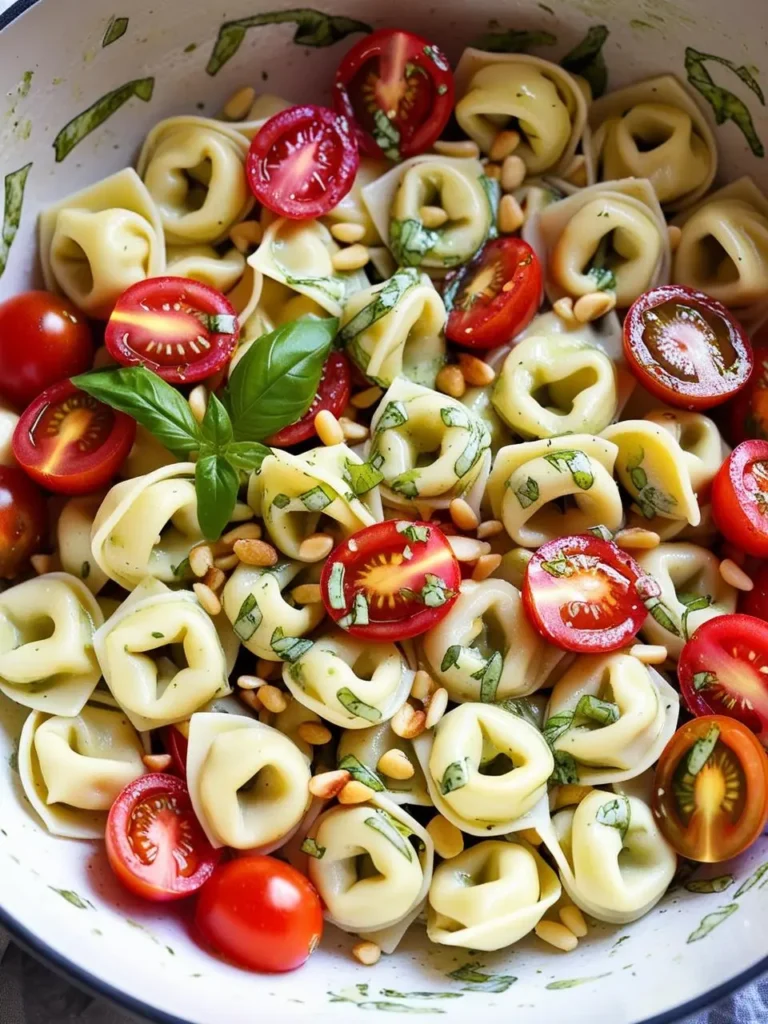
[195,455,239,541]
[225,440,271,471]
[200,392,233,448]
[73,366,202,457]
[227,317,338,440]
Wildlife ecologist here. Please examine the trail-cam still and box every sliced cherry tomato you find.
[522,535,648,653]
[0,466,47,578]
[740,562,768,620]
[320,520,461,640]
[106,774,220,901]
[728,334,768,444]
[712,440,768,557]
[444,238,543,350]
[334,29,454,161]
[105,277,239,384]
[623,285,753,410]
[195,856,323,973]
[266,351,351,447]
[161,725,189,779]
[652,715,768,863]
[12,378,135,495]
[247,105,358,220]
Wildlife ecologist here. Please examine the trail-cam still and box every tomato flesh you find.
[522,535,648,653]
[652,715,768,863]
[444,238,543,350]
[728,332,768,444]
[267,351,351,447]
[0,466,47,578]
[247,105,359,220]
[106,774,220,901]
[161,725,189,779]
[320,520,461,640]
[740,562,768,620]
[623,285,753,410]
[334,29,454,161]
[195,856,323,973]
[712,440,768,557]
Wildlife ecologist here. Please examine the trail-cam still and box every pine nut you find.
[203,566,227,593]
[257,658,279,679]
[435,364,466,398]
[427,814,465,859]
[411,669,436,702]
[457,352,495,386]
[483,162,502,180]
[309,769,351,799]
[352,941,381,966]
[193,582,221,616]
[501,154,527,192]
[351,386,383,409]
[535,920,578,952]
[490,129,521,162]
[477,519,504,540]
[297,722,333,745]
[339,416,369,442]
[720,558,753,591]
[338,780,374,804]
[559,905,588,938]
[332,244,369,272]
[214,553,240,571]
[448,536,491,562]
[472,553,502,582]
[229,220,263,252]
[615,527,661,551]
[259,684,288,713]
[553,296,577,324]
[450,497,479,531]
[142,753,172,772]
[223,85,256,121]
[433,139,480,159]
[391,703,427,740]
[188,385,208,424]
[425,687,448,729]
[550,784,595,811]
[499,194,524,234]
[377,748,415,780]
[518,827,542,846]
[189,544,214,578]
[315,409,344,446]
[564,153,588,187]
[574,291,617,323]
[30,554,52,575]
[222,522,262,545]
[668,224,682,252]
[299,533,334,561]
[291,583,323,605]
[230,502,255,522]
[419,204,449,229]
[330,221,366,244]
[239,689,262,712]
[237,675,266,690]
[234,538,279,567]
[629,643,668,665]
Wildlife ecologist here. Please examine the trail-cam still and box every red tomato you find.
[652,715,768,863]
[712,440,768,557]
[334,29,454,161]
[0,291,93,409]
[444,238,543,350]
[267,351,351,447]
[320,520,461,640]
[106,774,220,901]
[623,285,753,410]
[161,725,189,779]
[740,562,768,619]
[246,105,358,220]
[728,337,768,444]
[105,277,239,384]
[0,466,47,578]
[12,379,136,495]
[522,535,647,653]
[194,856,323,973]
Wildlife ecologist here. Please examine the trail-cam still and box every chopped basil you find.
[595,796,631,840]
[644,596,681,636]
[479,651,503,703]
[338,592,369,628]
[389,218,439,268]
[541,554,571,578]
[479,174,501,241]
[396,522,430,543]
[300,837,326,859]
[575,694,619,726]
[203,313,237,335]
[685,47,764,158]
[543,449,594,490]
[454,423,490,479]
[364,808,413,860]
[339,268,419,347]
[422,573,453,608]
[587,265,617,291]
[372,108,401,161]
[422,43,450,71]
[441,406,470,429]
[234,593,263,642]
[440,758,470,794]
[551,749,579,785]
[299,483,336,512]
[390,470,419,498]
[344,459,384,496]
[327,562,346,610]
[514,476,539,508]
[496,697,541,729]
[171,557,191,578]
[734,861,768,897]
[448,963,517,993]
[376,400,409,431]
[687,903,739,943]
[543,710,575,746]
[270,626,313,662]
[402,545,413,560]
[440,645,462,672]
[685,875,734,894]
[338,753,385,791]
[336,687,382,722]
[80,560,91,579]
[587,524,614,541]
[151,632,164,639]
[687,724,720,775]
[681,594,712,639]
[272,493,291,509]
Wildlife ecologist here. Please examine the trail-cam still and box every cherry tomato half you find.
[247,105,359,220]
[334,28,454,162]
[522,535,648,653]
[444,238,543,350]
[0,291,94,410]
[267,351,351,447]
[0,466,47,578]
[728,332,768,444]
[195,856,323,973]
[106,774,220,901]
[712,440,768,557]
[320,520,461,640]
[12,378,136,495]
[623,285,753,410]
[740,562,768,620]
[652,715,768,863]
[105,277,239,384]
[161,725,189,779]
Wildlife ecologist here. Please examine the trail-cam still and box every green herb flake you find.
[546,974,612,990]
[345,459,384,497]
[479,651,503,703]
[338,753,385,791]
[102,16,129,46]
[49,888,91,910]
[0,162,33,280]
[687,723,720,775]
[685,875,734,894]
[390,218,439,268]
[338,591,369,628]
[337,687,382,723]
[440,406,470,429]
[376,400,409,431]
[685,47,765,158]
[440,758,470,795]
[80,560,91,579]
[299,483,336,512]
[364,808,414,860]
[587,524,614,541]
[270,626,313,662]
[300,837,325,859]
[339,268,419,348]
[543,449,594,490]
[448,963,517,993]
[171,557,191,579]
[372,108,401,161]
[233,593,263,642]
[551,749,579,785]
[514,476,540,508]
[272,493,291,509]
[396,522,430,543]
[421,573,453,608]
[687,903,739,943]
[734,861,768,897]
[151,632,164,640]
[543,710,575,746]
[441,645,462,672]
[595,796,631,840]
[575,694,619,726]
[327,561,346,610]
[693,670,717,691]
[53,78,154,161]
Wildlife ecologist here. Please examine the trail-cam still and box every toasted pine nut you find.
[377,748,415,780]
[299,533,334,562]
[564,153,588,187]
[189,544,214,578]
[498,194,524,234]
[435,364,466,398]
[501,154,527,192]
[559,905,588,938]
[193,582,221,616]
[339,416,370,442]
[142,753,172,772]
[450,497,479,531]
[332,244,369,272]
[629,643,668,665]
[518,827,542,846]
[229,220,263,252]
[257,658,279,679]
[425,687,448,729]
[188,385,208,424]
[338,780,374,804]
[411,669,436,702]
[720,558,753,591]
[291,583,323,605]
[615,527,661,551]
[457,352,495,387]
[490,129,521,162]
[352,941,381,966]
[420,204,449,229]
[483,162,502,180]
[309,769,351,800]
[433,139,480,159]
[574,291,617,323]
[477,519,504,540]
[472,553,502,582]
[297,722,333,745]
[223,85,256,121]
[239,689,262,712]
[230,502,255,522]
[234,538,279,567]
[330,221,366,244]
[550,785,595,811]
[351,386,383,409]
[203,566,226,593]
[448,535,492,562]
[427,814,465,859]
[214,553,240,571]
[237,674,266,690]
[535,920,578,952]
[668,224,683,252]
[553,296,577,324]
[391,703,427,740]
[30,554,52,575]
[259,684,288,714]
[315,409,344,446]
[222,522,262,545]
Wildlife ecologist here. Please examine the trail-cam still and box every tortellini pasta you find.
[38,168,165,318]
[283,632,413,729]
[487,434,623,547]
[94,579,230,731]
[273,699,323,762]
[18,698,146,839]
[427,837,561,950]
[322,156,388,246]
[412,703,553,836]
[589,75,717,210]
[0,573,103,715]
[57,494,109,595]
[187,713,311,852]
[422,578,565,703]
[339,268,447,389]
[368,377,491,514]
[337,721,432,806]
[137,116,252,244]
[543,654,679,785]
[165,244,246,294]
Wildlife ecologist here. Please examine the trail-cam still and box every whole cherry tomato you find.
[0,466,47,578]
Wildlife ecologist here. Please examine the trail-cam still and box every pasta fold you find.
[336,721,432,806]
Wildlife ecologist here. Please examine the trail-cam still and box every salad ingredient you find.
[267,351,351,447]
[712,440,768,557]
[0,466,47,577]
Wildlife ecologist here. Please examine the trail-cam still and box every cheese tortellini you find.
[322,156,387,246]
[487,434,623,547]
[0,573,103,715]
[57,494,109,595]
[337,721,432,806]
[422,578,565,702]
[165,243,246,294]
[427,838,561,950]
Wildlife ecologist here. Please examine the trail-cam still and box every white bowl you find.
[1,1,767,1021]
